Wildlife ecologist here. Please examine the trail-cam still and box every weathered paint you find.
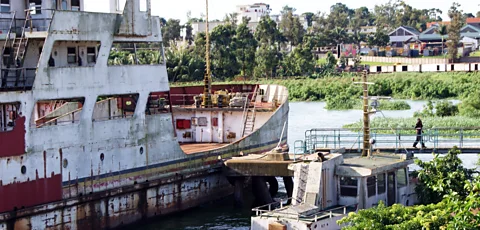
[0,116,26,157]
[0,174,62,213]
[0,1,290,229]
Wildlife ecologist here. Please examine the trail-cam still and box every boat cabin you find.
[251,152,418,230]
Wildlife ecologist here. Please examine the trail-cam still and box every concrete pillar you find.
[283,176,294,205]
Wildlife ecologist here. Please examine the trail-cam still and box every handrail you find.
[296,127,480,154]
[15,10,29,62]
[252,199,357,222]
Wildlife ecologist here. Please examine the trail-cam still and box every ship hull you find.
[0,90,289,230]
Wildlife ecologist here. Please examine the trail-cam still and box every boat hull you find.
[0,88,289,230]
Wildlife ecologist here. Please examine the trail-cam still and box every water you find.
[127,101,478,230]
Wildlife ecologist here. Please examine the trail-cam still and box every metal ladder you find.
[11,10,31,86]
[242,85,259,137]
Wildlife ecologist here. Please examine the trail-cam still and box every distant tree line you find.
[109,1,471,81]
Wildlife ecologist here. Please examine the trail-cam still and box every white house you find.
[236,3,271,23]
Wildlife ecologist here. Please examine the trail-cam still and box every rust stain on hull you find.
[0,169,233,230]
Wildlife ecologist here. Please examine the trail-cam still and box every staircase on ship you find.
[0,11,33,91]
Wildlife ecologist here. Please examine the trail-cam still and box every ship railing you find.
[253,200,357,222]
[294,127,480,154]
[169,92,259,107]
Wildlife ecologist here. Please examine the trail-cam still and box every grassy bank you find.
[172,72,480,102]
[343,117,480,135]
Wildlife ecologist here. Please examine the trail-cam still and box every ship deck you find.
[180,143,230,154]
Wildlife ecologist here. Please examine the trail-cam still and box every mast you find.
[202,0,212,108]
[362,71,370,157]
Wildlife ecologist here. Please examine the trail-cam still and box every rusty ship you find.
[0,0,289,229]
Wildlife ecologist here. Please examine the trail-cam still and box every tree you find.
[279,6,305,46]
[254,16,283,79]
[210,24,240,80]
[303,12,315,27]
[326,3,354,30]
[255,43,280,79]
[184,23,194,45]
[331,27,348,46]
[434,25,448,56]
[193,32,206,59]
[459,91,480,118]
[415,147,476,204]
[477,11,480,18]
[235,18,257,79]
[367,30,390,47]
[162,19,182,46]
[255,16,283,46]
[447,2,464,62]
[338,147,480,230]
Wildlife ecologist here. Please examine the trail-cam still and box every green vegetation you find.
[338,148,480,230]
[173,72,480,102]
[343,116,480,134]
[354,100,410,110]
[326,96,411,110]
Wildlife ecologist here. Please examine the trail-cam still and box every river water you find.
[125,101,478,230]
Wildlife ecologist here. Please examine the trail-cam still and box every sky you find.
[84,0,480,24]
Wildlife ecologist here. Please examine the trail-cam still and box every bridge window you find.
[147,92,171,115]
[377,173,386,194]
[108,42,165,66]
[51,41,101,67]
[33,98,85,128]
[397,169,407,188]
[0,102,20,132]
[340,177,358,197]
[67,47,77,64]
[29,0,42,14]
[0,0,10,12]
[92,94,139,122]
[71,0,80,11]
[86,47,97,64]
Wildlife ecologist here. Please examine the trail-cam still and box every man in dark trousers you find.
[413,118,426,149]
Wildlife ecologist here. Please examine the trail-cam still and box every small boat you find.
[251,72,418,230]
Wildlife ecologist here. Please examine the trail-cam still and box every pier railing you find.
[294,127,480,154]
[252,199,357,222]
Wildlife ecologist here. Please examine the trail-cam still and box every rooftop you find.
[336,153,414,177]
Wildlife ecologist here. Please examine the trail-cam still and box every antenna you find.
[202,0,212,108]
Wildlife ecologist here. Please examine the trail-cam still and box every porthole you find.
[63,159,68,168]
[21,166,27,174]
[140,147,144,155]
[100,153,105,161]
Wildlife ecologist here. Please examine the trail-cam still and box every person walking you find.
[413,118,426,149]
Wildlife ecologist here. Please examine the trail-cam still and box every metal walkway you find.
[294,127,480,155]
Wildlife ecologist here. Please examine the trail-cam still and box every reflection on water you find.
[133,101,478,229]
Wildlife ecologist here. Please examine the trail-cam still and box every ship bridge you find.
[0,0,161,92]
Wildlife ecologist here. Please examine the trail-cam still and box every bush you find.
[414,100,459,118]
[459,91,480,118]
